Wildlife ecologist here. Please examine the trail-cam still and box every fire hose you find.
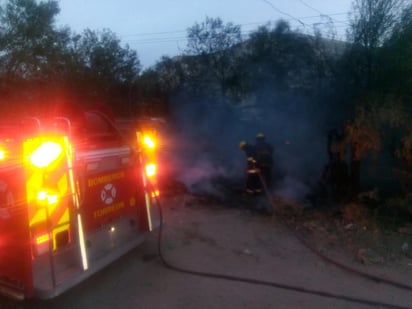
[149,178,412,309]
[257,171,412,292]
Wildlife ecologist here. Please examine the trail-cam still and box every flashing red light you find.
[145,163,156,178]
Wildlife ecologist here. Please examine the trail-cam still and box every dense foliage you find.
[0,0,140,115]
[0,0,411,203]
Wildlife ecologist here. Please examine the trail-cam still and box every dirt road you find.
[14,193,412,309]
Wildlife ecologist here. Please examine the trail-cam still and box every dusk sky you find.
[56,0,354,69]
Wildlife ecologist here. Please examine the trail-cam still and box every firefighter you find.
[254,133,274,189]
[239,141,261,194]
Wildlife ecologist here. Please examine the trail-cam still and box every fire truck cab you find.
[0,109,160,300]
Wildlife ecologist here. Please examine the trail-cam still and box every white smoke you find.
[274,175,311,202]
[167,89,332,202]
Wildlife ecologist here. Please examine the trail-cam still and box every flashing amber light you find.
[37,190,48,201]
[0,149,5,160]
[30,141,63,168]
[143,135,156,149]
[145,163,156,178]
[37,190,59,205]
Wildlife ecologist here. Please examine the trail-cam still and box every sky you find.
[56,0,354,69]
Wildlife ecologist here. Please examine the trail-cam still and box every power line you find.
[297,0,323,15]
[121,20,348,43]
[120,29,187,38]
[258,0,350,40]
[261,0,306,26]
[295,0,351,26]
[119,10,350,48]
[122,21,348,47]
[117,12,349,40]
[125,37,187,45]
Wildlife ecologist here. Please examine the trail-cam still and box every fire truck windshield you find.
[76,112,124,149]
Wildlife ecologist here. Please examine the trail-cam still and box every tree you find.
[0,0,73,114]
[246,20,319,98]
[0,0,142,115]
[76,29,140,85]
[380,3,412,96]
[152,56,185,95]
[185,17,242,101]
[70,28,141,112]
[133,56,184,116]
[346,0,406,91]
[337,1,412,197]
[0,0,69,79]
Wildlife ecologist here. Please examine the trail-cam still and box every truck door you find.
[75,112,145,232]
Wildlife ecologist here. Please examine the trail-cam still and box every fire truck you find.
[0,108,160,300]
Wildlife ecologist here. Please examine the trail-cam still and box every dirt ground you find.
[7,188,412,309]
[279,196,412,277]
[177,178,412,276]
[157,191,412,308]
[159,191,412,309]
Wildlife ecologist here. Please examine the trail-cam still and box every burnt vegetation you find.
[0,0,412,228]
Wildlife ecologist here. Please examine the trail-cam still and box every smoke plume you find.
[167,90,331,203]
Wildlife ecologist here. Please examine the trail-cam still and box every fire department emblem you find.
[100,183,117,205]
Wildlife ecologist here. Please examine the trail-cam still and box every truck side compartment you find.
[0,111,160,300]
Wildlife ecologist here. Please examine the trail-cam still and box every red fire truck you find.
[0,108,160,300]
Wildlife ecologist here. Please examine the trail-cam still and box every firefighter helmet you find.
[239,141,247,149]
[256,133,265,139]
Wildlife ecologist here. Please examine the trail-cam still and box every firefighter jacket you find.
[241,144,258,171]
[255,140,273,167]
